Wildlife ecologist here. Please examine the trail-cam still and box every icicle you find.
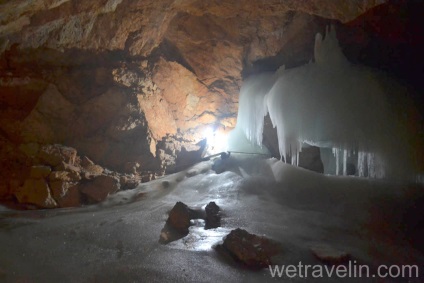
[343,149,347,176]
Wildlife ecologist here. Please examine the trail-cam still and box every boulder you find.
[310,244,351,265]
[14,179,57,208]
[205,201,221,229]
[50,181,81,208]
[120,176,140,190]
[38,144,77,167]
[159,201,194,244]
[220,228,281,269]
[79,175,120,203]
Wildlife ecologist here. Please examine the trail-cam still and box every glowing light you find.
[203,126,228,155]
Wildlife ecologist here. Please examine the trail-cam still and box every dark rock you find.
[310,245,351,265]
[220,228,281,269]
[50,181,81,208]
[205,201,221,229]
[14,179,57,208]
[159,201,196,244]
[79,175,120,204]
[120,176,140,190]
[161,180,170,188]
[38,144,77,167]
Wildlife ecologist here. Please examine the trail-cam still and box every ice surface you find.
[231,26,420,180]
[0,155,423,282]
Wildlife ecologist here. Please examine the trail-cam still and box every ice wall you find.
[231,26,419,180]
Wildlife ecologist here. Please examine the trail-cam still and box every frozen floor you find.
[0,155,423,282]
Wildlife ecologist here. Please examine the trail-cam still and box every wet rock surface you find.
[205,201,221,229]
[159,201,194,244]
[219,228,282,269]
[159,201,222,244]
[310,245,351,265]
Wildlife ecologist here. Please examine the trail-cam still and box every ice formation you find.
[230,26,420,180]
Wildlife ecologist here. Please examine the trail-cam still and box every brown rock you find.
[220,228,281,269]
[49,170,81,183]
[311,245,351,265]
[14,179,57,208]
[205,201,221,229]
[37,144,77,167]
[50,180,81,208]
[83,164,104,176]
[54,161,81,173]
[81,156,95,168]
[159,201,194,244]
[120,176,140,190]
[30,165,52,179]
[81,156,104,175]
[79,175,120,203]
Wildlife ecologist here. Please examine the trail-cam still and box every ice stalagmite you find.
[230,26,420,180]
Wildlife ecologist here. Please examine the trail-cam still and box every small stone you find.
[220,228,281,269]
[205,201,221,229]
[311,245,350,265]
[159,201,194,244]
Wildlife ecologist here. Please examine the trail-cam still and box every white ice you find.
[229,26,420,181]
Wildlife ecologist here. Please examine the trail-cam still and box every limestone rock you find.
[38,144,77,167]
[310,245,351,265]
[159,201,194,244]
[79,175,120,203]
[220,228,281,269]
[205,201,221,229]
[49,170,81,183]
[120,176,140,190]
[14,179,57,208]
[50,180,81,208]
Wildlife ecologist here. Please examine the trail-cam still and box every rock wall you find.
[1,0,423,204]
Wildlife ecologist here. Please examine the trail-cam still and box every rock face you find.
[1,0,422,203]
[1,143,140,208]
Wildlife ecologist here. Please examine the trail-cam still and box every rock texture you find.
[1,143,140,208]
[219,228,281,269]
[2,0,422,205]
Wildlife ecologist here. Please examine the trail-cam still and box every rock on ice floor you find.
[0,155,423,282]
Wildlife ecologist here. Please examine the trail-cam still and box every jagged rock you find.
[54,161,81,173]
[29,165,52,179]
[220,228,281,269]
[123,162,140,174]
[79,175,120,203]
[119,176,140,190]
[38,144,77,167]
[14,179,57,208]
[310,245,351,265]
[49,170,81,183]
[81,156,95,167]
[205,201,221,229]
[50,181,81,208]
[81,156,104,176]
[159,201,194,244]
